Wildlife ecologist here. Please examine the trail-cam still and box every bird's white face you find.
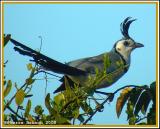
[115,39,144,63]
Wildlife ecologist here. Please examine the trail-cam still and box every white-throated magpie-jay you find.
[10,17,144,93]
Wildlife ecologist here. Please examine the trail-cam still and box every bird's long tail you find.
[10,38,86,76]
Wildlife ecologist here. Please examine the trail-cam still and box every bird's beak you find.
[132,43,144,48]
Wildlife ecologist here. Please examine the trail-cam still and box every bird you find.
[10,17,144,94]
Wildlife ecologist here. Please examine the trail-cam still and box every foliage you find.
[116,82,156,125]
[3,36,156,125]
[4,80,12,98]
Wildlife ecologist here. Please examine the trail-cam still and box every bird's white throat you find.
[115,40,133,64]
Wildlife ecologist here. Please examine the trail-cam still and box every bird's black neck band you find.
[113,48,129,73]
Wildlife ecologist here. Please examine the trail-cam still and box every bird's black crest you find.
[120,17,136,39]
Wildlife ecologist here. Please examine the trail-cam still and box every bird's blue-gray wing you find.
[67,53,106,73]
[67,51,125,75]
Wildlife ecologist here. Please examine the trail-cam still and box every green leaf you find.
[134,90,151,115]
[107,75,113,84]
[150,81,156,103]
[116,60,124,67]
[15,89,25,106]
[27,63,33,71]
[45,93,52,114]
[73,108,79,119]
[26,78,35,85]
[95,66,99,75]
[55,115,70,124]
[116,61,121,67]
[141,105,146,115]
[116,87,132,118]
[4,80,12,98]
[35,105,44,115]
[126,87,144,120]
[142,94,151,115]
[54,93,65,106]
[64,77,74,99]
[4,114,8,121]
[129,116,137,125]
[24,100,31,117]
[147,81,156,125]
[80,101,93,115]
[28,114,34,122]
[147,103,156,125]
[128,87,144,108]
[65,77,71,91]
[126,101,135,121]
[103,53,111,69]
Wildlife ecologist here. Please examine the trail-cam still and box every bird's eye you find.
[124,41,129,46]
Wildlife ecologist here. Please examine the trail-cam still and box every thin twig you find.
[38,36,43,52]
[4,83,26,111]
[113,85,146,94]
[7,106,26,123]
[4,60,8,65]
[135,116,147,124]
[4,64,38,111]
[88,97,105,101]
[83,85,147,124]
[34,70,61,79]
[73,118,75,125]
[83,94,111,124]
[16,106,20,114]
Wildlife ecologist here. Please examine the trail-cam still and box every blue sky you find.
[4,3,156,125]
